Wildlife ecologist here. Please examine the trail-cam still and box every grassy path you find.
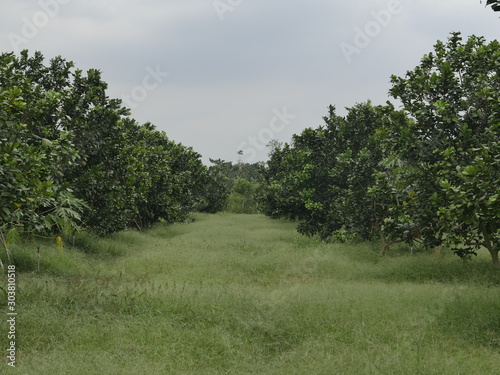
[2,214,500,374]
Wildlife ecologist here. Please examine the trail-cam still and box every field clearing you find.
[1,213,500,374]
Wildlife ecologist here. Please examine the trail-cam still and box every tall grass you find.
[1,213,499,374]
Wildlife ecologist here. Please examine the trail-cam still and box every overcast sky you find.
[1,0,499,164]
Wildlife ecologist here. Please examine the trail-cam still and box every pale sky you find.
[1,0,499,164]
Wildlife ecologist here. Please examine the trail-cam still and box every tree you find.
[438,139,500,267]
[197,162,232,214]
[226,178,259,214]
[0,54,86,261]
[388,32,500,267]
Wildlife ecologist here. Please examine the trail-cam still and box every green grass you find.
[1,213,499,374]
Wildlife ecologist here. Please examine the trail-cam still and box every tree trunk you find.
[379,230,404,256]
[0,229,12,265]
[379,230,389,256]
[480,222,499,269]
[489,248,500,270]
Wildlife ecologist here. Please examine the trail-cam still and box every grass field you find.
[1,213,500,374]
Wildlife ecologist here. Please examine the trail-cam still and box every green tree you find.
[198,160,232,214]
[388,32,500,267]
[437,139,500,267]
[0,56,86,261]
[227,178,259,214]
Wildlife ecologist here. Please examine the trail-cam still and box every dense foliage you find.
[0,51,229,250]
[259,33,500,268]
[226,178,260,214]
[204,159,263,214]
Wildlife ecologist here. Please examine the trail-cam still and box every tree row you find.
[258,33,500,268]
[0,51,229,259]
